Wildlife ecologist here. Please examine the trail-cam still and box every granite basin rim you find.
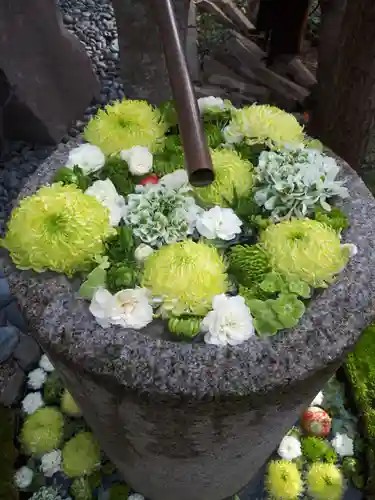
[4,139,375,397]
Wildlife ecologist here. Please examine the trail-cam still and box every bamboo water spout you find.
[152,0,214,187]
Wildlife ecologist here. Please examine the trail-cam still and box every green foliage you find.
[62,432,101,478]
[101,461,117,476]
[314,206,349,233]
[203,123,224,148]
[70,477,93,500]
[43,372,64,405]
[159,100,178,129]
[234,142,266,166]
[21,407,64,456]
[105,226,136,264]
[345,325,375,491]
[301,437,335,463]
[79,260,109,300]
[90,156,135,197]
[168,317,201,339]
[307,463,344,500]
[228,244,270,288]
[106,261,139,294]
[87,470,102,490]
[238,284,269,304]
[342,457,365,489]
[226,188,261,227]
[259,272,311,299]
[108,483,130,500]
[0,406,19,500]
[61,390,82,417]
[53,166,91,191]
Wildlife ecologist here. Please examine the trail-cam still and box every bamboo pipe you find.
[151,0,214,187]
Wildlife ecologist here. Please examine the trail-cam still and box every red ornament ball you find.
[301,406,331,437]
[140,174,158,185]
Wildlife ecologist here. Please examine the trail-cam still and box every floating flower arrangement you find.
[1,98,357,345]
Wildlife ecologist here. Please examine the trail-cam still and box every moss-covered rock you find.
[0,405,19,500]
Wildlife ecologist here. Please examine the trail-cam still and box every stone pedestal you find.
[112,0,190,105]
[0,0,99,144]
[3,142,375,500]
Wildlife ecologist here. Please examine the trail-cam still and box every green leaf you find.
[105,226,136,263]
[259,271,285,293]
[247,299,269,317]
[79,265,107,300]
[287,277,311,298]
[159,100,179,129]
[254,314,282,336]
[53,166,91,191]
[270,293,305,329]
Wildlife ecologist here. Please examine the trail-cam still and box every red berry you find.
[140,174,158,185]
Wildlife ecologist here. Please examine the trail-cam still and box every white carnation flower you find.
[66,144,105,174]
[196,206,242,241]
[22,392,44,415]
[277,435,302,461]
[90,287,153,330]
[134,244,154,263]
[27,368,47,390]
[39,354,55,372]
[128,495,145,500]
[331,433,354,457]
[202,294,255,346]
[14,466,34,489]
[85,179,125,226]
[197,96,225,114]
[120,146,153,176]
[159,169,189,191]
[40,449,62,477]
[311,391,324,407]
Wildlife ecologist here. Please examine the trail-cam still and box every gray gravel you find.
[0,0,124,235]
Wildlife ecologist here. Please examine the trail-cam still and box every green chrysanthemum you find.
[21,407,64,456]
[62,432,101,478]
[227,104,304,147]
[193,148,254,207]
[84,99,166,155]
[307,463,344,500]
[142,240,228,316]
[265,460,303,500]
[2,183,114,276]
[301,436,333,462]
[228,244,270,288]
[261,219,348,287]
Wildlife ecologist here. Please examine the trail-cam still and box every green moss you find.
[44,372,64,405]
[108,483,130,500]
[0,406,19,500]
[345,325,375,493]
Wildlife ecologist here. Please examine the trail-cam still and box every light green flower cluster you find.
[142,240,228,316]
[261,219,348,287]
[30,487,70,500]
[21,407,64,456]
[2,183,115,276]
[84,99,166,154]
[62,432,101,478]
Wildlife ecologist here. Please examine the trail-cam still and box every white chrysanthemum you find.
[202,294,255,346]
[85,179,126,226]
[331,433,354,457]
[128,494,146,500]
[197,96,225,114]
[22,392,44,415]
[14,466,34,489]
[27,368,47,390]
[90,287,153,330]
[40,449,62,477]
[134,244,154,263]
[66,144,105,174]
[39,354,55,372]
[120,145,153,176]
[196,206,242,241]
[311,391,324,407]
[222,124,244,145]
[277,435,302,461]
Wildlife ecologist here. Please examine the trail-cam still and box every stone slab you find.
[3,141,375,499]
[0,358,25,407]
[0,0,100,144]
[13,333,41,372]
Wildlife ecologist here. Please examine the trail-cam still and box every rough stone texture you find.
[111,0,190,105]
[0,358,25,406]
[2,143,375,499]
[13,333,41,372]
[0,326,20,364]
[0,0,100,144]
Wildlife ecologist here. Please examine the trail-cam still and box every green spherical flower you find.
[21,407,64,456]
[142,240,228,316]
[265,460,303,500]
[261,219,348,287]
[61,390,82,418]
[301,437,333,462]
[228,244,270,288]
[62,432,101,478]
[307,463,344,500]
[84,99,166,155]
[193,148,254,207]
[2,183,114,276]
[227,104,304,147]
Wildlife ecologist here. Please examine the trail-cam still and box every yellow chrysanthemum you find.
[193,148,254,207]
[2,183,115,276]
[227,104,304,147]
[307,463,344,500]
[142,240,228,316]
[84,99,166,155]
[261,219,348,287]
[265,460,303,500]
